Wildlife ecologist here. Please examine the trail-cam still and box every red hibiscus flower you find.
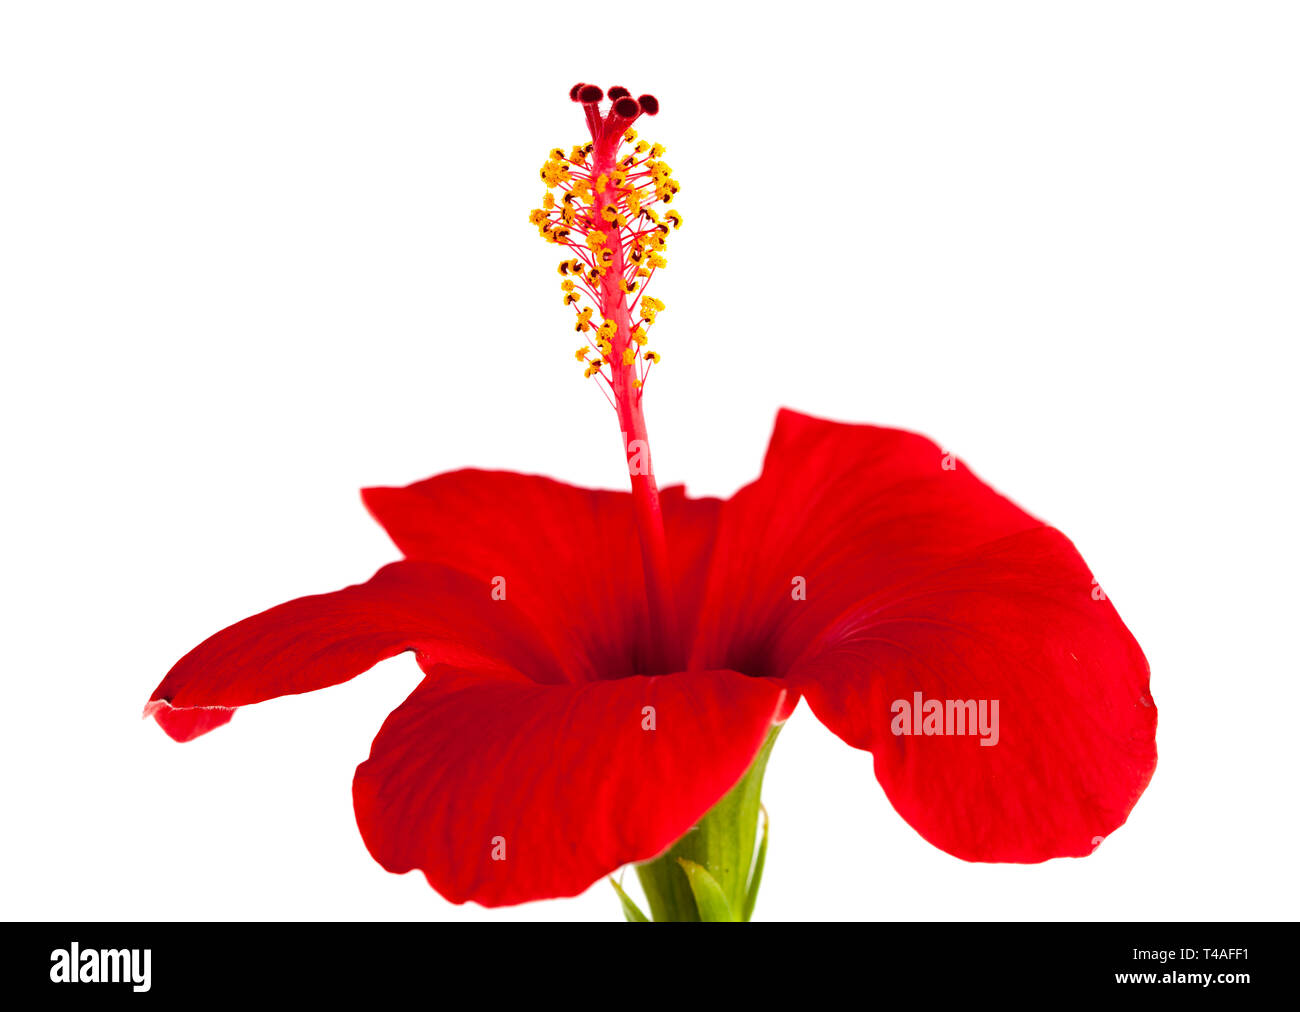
[146,84,1157,921]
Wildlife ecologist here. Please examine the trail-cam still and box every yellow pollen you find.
[531,131,680,390]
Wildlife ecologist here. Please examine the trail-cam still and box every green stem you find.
[634,725,781,921]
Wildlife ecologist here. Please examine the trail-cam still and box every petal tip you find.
[145,697,236,743]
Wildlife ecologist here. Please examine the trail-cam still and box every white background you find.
[2,1,1297,921]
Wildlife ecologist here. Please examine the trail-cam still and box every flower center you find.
[531,83,685,671]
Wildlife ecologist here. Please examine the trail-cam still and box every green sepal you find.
[676,859,737,922]
[741,804,769,922]
[609,877,650,922]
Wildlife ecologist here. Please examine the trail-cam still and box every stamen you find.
[526,82,685,669]
[529,83,681,400]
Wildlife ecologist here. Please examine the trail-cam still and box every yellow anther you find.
[540,160,571,187]
[533,129,681,389]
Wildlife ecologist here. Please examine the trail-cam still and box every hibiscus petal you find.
[362,470,719,676]
[352,668,786,906]
[146,560,566,742]
[693,409,1156,861]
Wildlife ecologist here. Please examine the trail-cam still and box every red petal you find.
[143,699,235,743]
[353,667,786,905]
[146,561,565,742]
[695,409,1157,861]
[363,470,720,676]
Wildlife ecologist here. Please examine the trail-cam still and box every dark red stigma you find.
[567,83,661,145]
